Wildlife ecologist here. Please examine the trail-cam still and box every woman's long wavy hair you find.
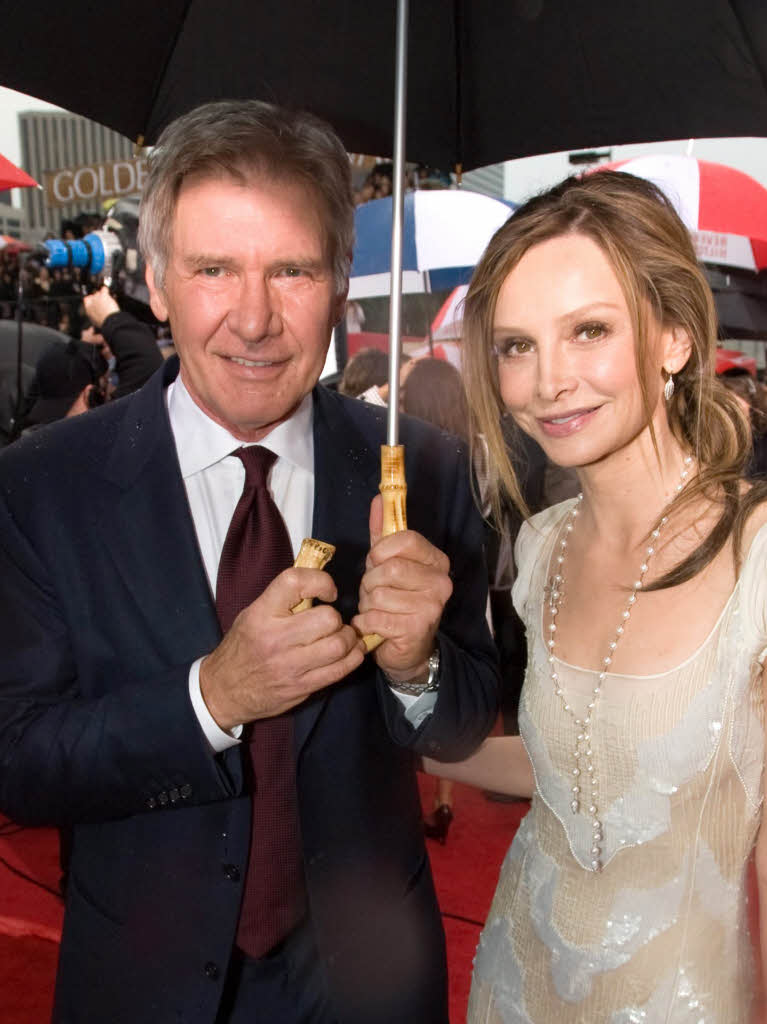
[462,171,766,590]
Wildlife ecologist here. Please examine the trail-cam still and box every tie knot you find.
[235,445,277,489]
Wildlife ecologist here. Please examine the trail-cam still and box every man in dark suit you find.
[0,100,498,1024]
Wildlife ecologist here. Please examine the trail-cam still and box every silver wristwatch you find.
[384,648,440,697]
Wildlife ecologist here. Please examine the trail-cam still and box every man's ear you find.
[662,325,693,376]
[145,264,169,323]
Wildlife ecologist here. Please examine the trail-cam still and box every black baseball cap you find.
[25,341,107,426]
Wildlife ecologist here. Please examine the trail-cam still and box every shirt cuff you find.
[189,657,243,753]
[390,687,438,728]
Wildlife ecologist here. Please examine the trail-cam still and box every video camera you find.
[40,197,149,306]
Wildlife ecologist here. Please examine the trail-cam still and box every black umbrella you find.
[706,266,767,341]
[2,1,767,169]
[4,1,767,418]
[4,0,767,616]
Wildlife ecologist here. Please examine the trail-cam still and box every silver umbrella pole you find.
[386,0,408,447]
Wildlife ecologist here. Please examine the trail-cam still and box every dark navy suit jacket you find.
[0,358,498,1023]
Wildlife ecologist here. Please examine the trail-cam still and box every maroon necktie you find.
[215,445,307,959]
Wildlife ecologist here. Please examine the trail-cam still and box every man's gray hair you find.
[138,99,355,296]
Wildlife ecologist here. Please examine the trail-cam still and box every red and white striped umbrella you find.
[430,285,468,342]
[598,155,767,271]
[0,153,39,192]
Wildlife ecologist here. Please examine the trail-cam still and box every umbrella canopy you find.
[430,285,469,342]
[408,339,463,370]
[349,191,514,298]
[715,347,758,375]
[705,265,767,340]
[0,235,32,254]
[1,2,767,168]
[599,155,767,270]
[0,153,39,192]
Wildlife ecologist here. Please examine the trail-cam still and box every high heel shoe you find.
[424,804,453,845]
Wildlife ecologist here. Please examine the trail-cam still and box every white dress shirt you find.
[167,376,434,752]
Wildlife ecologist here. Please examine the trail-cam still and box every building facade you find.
[460,162,505,199]
[19,111,134,239]
[0,200,25,238]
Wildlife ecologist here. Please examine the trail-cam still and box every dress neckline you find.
[535,511,767,681]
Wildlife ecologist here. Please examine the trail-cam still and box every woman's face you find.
[493,232,673,469]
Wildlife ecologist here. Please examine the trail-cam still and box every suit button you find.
[222,863,240,882]
[180,783,192,799]
[204,961,219,980]
[146,797,157,810]
[169,787,180,804]
[157,791,169,806]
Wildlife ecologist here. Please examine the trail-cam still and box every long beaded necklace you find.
[545,455,694,872]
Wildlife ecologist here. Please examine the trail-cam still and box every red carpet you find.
[418,778,530,1020]
[0,819,63,944]
[1,798,764,1023]
[0,792,524,1024]
[0,817,62,1022]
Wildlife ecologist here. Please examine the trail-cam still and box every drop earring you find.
[664,374,675,402]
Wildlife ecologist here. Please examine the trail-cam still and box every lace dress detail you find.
[469,502,767,1023]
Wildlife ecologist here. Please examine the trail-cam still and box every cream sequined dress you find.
[469,500,767,1024]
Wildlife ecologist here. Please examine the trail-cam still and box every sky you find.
[3,84,767,206]
[0,87,61,167]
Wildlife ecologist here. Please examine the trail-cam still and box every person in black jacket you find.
[81,285,163,398]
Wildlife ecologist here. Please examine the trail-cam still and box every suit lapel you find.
[294,387,383,755]
[96,360,221,664]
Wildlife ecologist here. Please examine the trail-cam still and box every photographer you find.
[81,285,163,397]
[20,339,109,432]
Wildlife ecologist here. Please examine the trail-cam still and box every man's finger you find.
[298,638,367,693]
[360,554,449,596]
[259,566,338,614]
[297,625,366,673]
[367,528,450,574]
[368,493,384,548]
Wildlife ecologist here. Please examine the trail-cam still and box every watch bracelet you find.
[384,649,440,696]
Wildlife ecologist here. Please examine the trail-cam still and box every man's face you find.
[146,175,345,441]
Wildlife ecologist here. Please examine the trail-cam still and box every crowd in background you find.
[352,160,451,205]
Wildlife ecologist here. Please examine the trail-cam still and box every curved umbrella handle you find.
[290,538,336,612]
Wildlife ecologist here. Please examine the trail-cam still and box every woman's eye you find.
[494,337,533,360]
[576,322,607,341]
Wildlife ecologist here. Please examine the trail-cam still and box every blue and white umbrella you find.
[348,190,515,299]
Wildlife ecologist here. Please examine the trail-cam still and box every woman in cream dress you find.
[428,172,767,1022]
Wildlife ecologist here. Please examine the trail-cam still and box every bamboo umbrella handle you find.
[361,444,407,652]
[290,538,336,613]
[290,446,406,654]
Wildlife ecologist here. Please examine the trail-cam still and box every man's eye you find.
[280,267,307,278]
[202,267,223,278]
[493,337,532,360]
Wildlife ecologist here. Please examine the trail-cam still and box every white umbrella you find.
[348,191,514,299]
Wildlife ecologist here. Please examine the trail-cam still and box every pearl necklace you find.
[545,455,693,872]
